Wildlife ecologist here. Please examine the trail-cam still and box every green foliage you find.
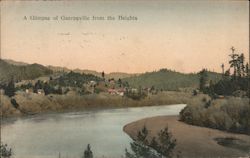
[124,69,221,91]
[19,80,64,95]
[156,127,177,158]
[179,97,250,135]
[0,59,52,84]
[198,69,208,92]
[207,78,248,96]
[94,87,104,94]
[125,89,147,100]
[20,82,33,90]
[125,142,160,158]
[137,126,149,144]
[52,71,103,87]
[192,90,198,96]
[4,79,15,97]
[125,126,176,158]
[125,126,161,158]
[0,143,12,158]
[199,48,249,97]
[101,71,105,78]
[33,80,43,93]
[10,98,19,109]
[83,144,93,158]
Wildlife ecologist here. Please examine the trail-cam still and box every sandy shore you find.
[123,115,250,158]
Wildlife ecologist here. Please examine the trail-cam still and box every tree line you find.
[198,47,249,98]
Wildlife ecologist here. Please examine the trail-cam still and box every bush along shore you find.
[180,96,250,135]
[180,47,250,135]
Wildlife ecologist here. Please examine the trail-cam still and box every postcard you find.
[0,1,249,158]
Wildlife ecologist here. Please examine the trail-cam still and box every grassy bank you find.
[1,91,192,118]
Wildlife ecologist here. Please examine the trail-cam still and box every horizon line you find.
[2,57,224,75]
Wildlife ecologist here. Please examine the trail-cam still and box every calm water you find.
[1,104,186,158]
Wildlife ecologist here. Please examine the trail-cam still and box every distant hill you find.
[123,69,222,91]
[4,59,29,66]
[1,59,222,90]
[0,59,53,84]
[107,72,136,80]
[47,65,71,73]
[48,65,136,80]
[1,59,136,84]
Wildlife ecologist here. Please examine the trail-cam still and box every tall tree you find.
[101,71,105,79]
[198,69,208,92]
[238,53,245,77]
[156,127,176,158]
[125,126,161,158]
[229,46,239,79]
[118,78,122,87]
[83,144,93,158]
[246,63,249,76]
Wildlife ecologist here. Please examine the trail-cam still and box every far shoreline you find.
[1,91,192,118]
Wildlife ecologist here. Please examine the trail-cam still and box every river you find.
[1,104,186,158]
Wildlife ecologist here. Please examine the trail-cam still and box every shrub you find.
[4,80,15,97]
[0,143,12,158]
[125,126,176,158]
[83,144,93,158]
[179,97,250,135]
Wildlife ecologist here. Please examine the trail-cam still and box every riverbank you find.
[1,91,193,118]
[123,115,250,158]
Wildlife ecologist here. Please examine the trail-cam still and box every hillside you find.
[0,60,53,84]
[50,71,103,87]
[123,69,222,91]
[1,59,222,91]
[48,65,136,79]
[4,59,28,66]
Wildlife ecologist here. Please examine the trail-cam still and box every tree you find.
[83,144,93,158]
[43,82,51,95]
[101,71,105,79]
[245,63,249,76]
[198,69,208,92]
[224,69,230,77]
[150,137,159,150]
[125,126,176,158]
[125,126,161,158]
[34,80,43,93]
[137,126,149,144]
[238,53,245,77]
[5,78,15,97]
[229,46,238,79]
[118,78,122,87]
[10,98,19,109]
[156,127,176,158]
[0,143,12,158]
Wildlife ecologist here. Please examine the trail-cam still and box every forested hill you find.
[0,59,222,91]
[123,69,222,91]
[0,59,53,83]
